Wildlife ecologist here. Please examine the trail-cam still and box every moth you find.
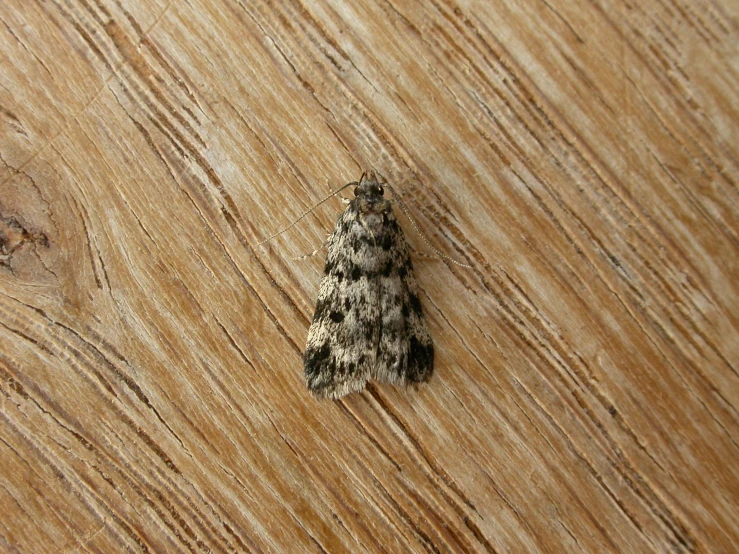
[303,171,434,399]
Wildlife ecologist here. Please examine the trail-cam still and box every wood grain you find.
[1,0,737,552]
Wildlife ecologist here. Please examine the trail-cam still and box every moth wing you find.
[303,210,381,399]
[373,219,434,385]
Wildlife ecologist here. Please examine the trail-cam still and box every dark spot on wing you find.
[409,293,423,315]
[381,259,393,277]
[313,297,329,321]
[408,336,434,382]
[341,360,356,376]
[304,342,333,381]
[397,257,411,278]
[329,310,344,323]
[381,231,394,251]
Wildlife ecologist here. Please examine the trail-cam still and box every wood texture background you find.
[1,0,737,552]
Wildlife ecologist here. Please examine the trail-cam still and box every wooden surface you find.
[1,0,737,552]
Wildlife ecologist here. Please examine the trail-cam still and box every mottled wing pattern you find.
[373,212,434,385]
[304,203,382,398]
[303,197,434,399]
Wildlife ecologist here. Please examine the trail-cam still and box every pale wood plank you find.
[1,0,737,552]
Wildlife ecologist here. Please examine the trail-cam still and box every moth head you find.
[354,170,385,199]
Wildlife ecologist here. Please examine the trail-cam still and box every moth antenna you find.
[256,182,356,247]
[385,184,472,268]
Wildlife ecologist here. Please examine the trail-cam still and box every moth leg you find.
[293,234,332,261]
[326,179,353,203]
